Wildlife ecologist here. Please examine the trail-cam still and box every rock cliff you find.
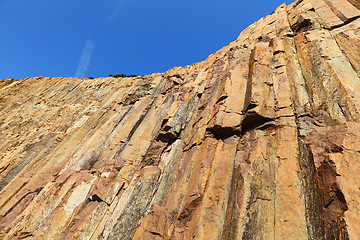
[1,0,360,239]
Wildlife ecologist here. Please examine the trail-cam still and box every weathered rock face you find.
[1,0,360,239]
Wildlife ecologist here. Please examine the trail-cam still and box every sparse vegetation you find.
[110,73,138,78]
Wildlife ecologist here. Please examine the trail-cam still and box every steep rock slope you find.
[1,0,360,239]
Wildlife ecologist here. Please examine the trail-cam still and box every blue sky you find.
[0,0,293,79]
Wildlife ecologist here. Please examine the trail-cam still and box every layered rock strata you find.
[1,0,360,239]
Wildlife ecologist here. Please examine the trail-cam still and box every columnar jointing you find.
[1,0,360,239]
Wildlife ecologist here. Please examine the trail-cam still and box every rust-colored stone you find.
[1,0,360,239]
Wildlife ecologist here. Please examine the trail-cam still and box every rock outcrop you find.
[1,0,360,239]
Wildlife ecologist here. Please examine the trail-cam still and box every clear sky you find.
[0,0,294,79]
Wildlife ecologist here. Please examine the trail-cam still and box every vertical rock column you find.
[272,37,308,239]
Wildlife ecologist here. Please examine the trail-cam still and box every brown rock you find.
[1,0,360,239]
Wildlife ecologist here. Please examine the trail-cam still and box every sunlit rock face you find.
[1,0,360,239]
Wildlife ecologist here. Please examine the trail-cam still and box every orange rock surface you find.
[1,0,360,239]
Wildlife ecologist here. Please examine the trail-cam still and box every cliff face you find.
[1,0,360,239]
